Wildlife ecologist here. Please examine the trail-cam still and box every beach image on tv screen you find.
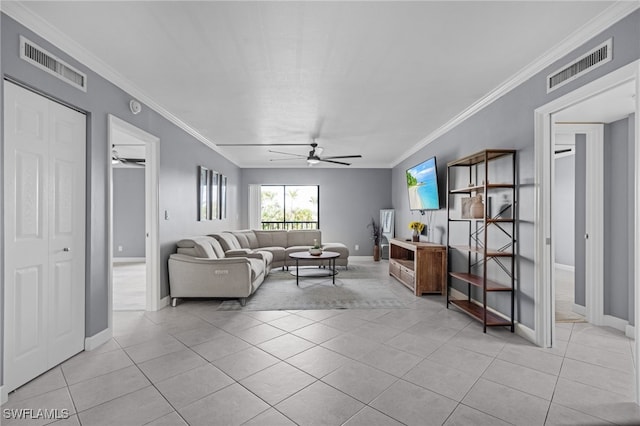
[406,158,439,210]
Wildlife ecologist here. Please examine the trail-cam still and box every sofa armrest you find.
[168,254,253,298]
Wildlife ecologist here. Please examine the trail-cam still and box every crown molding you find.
[1,1,236,165]
[391,1,640,168]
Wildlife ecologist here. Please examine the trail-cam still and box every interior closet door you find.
[3,81,86,392]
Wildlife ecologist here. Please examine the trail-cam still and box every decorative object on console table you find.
[389,239,446,295]
[367,217,382,261]
[408,221,424,242]
[446,149,516,333]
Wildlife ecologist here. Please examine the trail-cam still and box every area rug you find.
[217,259,415,311]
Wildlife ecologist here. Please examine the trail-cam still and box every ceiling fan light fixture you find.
[307,158,320,165]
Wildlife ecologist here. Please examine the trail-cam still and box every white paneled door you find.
[3,81,86,392]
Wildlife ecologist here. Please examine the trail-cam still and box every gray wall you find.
[113,168,145,258]
[553,154,575,267]
[574,136,586,307]
[240,168,392,255]
[604,117,632,320]
[391,10,640,329]
[1,11,241,370]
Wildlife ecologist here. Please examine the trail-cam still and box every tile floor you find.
[113,262,146,311]
[554,267,585,323]
[3,261,639,425]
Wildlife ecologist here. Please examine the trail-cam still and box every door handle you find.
[63,247,71,252]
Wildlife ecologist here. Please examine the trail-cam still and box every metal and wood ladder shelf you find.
[446,149,516,332]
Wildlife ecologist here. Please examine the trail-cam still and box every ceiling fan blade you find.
[268,150,307,158]
[321,155,362,160]
[320,159,351,166]
[216,143,309,147]
[269,157,305,162]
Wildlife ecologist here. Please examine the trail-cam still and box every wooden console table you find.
[389,239,447,296]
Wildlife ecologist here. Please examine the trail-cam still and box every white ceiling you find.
[9,1,623,168]
[554,80,636,123]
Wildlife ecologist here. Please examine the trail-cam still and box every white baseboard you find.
[554,263,575,272]
[113,257,145,263]
[603,315,630,334]
[158,295,170,310]
[515,323,536,344]
[84,327,113,351]
[626,324,635,340]
[1,385,7,405]
[572,303,586,316]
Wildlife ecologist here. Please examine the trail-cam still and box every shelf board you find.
[449,272,512,291]
[447,149,516,167]
[449,299,512,326]
[449,183,514,194]
[449,245,513,258]
[391,258,414,270]
[448,218,514,223]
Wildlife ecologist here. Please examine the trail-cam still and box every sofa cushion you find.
[257,246,286,264]
[211,233,242,252]
[254,230,288,248]
[177,237,218,259]
[230,230,259,249]
[321,242,349,258]
[287,230,321,247]
[231,232,251,249]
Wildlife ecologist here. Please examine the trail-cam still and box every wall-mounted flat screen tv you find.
[406,157,440,210]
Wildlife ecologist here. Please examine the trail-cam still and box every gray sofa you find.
[168,230,349,306]
[168,236,266,306]
[210,229,349,269]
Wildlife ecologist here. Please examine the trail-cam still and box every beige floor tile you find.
[6,367,67,403]
[178,383,269,426]
[61,349,133,385]
[232,322,287,345]
[428,344,493,375]
[257,333,316,359]
[291,322,344,344]
[462,379,550,426]
[144,411,189,426]
[240,361,316,405]
[321,333,382,360]
[137,348,207,383]
[482,359,557,400]
[68,365,150,412]
[77,386,172,426]
[359,344,423,377]
[286,345,351,378]
[155,364,234,408]
[560,357,635,397]
[124,334,187,364]
[190,333,252,361]
[370,379,457,426]
[343,406,404,425]
[242,408,297,426]
[403,358,480,402]
[322,360,397,403]
[267,313,316,332]
[443,404,512,426]
[276,381,364,426]
[544,403,615,425]
[210,346,279,380]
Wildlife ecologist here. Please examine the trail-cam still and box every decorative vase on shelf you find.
[470,195,484,219]
[309,239,323,255]
[373,245,380,261]
[412,230,420,242]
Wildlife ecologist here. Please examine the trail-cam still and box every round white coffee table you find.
[288,251,340,286]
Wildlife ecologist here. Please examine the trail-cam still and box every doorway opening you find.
[107,116,162,323]
[534,61,640,403]
[112,142,147,310]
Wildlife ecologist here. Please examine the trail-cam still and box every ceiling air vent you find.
[20,36,87,92]
[547,39,612,93]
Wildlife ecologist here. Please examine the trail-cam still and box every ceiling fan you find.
[268,141,362,166]
[112,145,145,166]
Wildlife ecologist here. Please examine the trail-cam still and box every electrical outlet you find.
[164,210,169,220]
[118,245,123,252]
[355,244,359,251]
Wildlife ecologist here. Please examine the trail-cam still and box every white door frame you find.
[107,115,162,327]
[553,123,604,328]
[533,60,640,403]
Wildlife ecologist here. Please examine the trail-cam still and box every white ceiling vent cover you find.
[20,36,87,92]
[547,39,612,93]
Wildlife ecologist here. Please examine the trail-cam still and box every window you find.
[261,185,319,230]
